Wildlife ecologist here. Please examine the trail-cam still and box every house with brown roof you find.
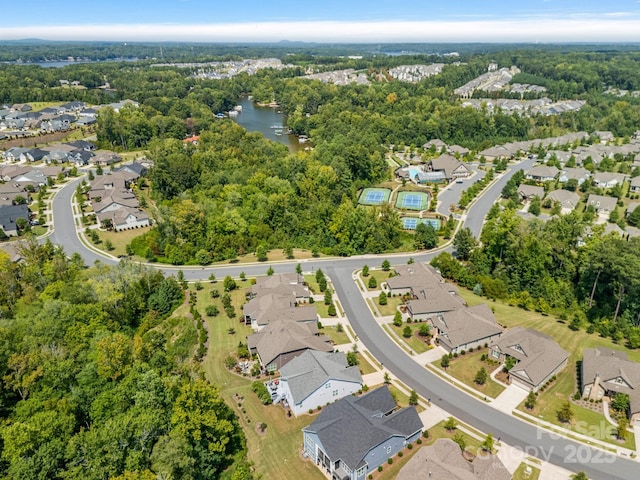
[490,327,568,391]
[397,438,511,480]
[247,319,332,372]
[582,348,640,421]
[243,292,317,330]
[250,273,310,302]
[428,304,504,353]
[428,154,471,181]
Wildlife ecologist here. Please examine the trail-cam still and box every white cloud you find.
[0,18,639,42]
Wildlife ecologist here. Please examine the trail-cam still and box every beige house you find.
[397,438,511,480]
[428,304,503,353]
[582,348,640,421]
[491,327,569,391]
[247,319,332,372]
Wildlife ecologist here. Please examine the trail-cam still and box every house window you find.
[386,445,392,454]
[491,350,500,359]
[333,390,339,396]
[615,377,624,385]
[325,382,331,389]
[356,466,367,477]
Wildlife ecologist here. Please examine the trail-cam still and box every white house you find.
[275,350,362,416]
[630,177,640,194]
[593,172,626,189]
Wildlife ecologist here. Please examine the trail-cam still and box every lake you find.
[231,98,301,152]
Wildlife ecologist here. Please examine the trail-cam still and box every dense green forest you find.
[0,240,251,480]
[433,209,640,347]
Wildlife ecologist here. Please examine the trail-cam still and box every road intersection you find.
[47,158,636,479]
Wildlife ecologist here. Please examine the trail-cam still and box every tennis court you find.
[401,217,441,230]
[358,188,392,206]
[395,191,429,211]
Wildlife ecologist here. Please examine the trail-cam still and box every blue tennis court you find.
[401,217,442,230]
[402,194,422,208]
[366,191,384,203]
[358,188,391,206]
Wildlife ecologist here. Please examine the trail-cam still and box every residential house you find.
[116,161,148,178]
[0,183,28,206]
[92,195,140,215]
[61,101,86,111]
[587,194,617,215]
[303,386,422,480]
[67,150,94,166]
[44,150,71,164]
[593,172,626,189]
[545,190,580,214]
[90,151,122,166]
[448,144,470,157]
[243,293,317,330]
[517,184,544,201]
[24,148,48,162]
[250,273,311,303]
[2,147,29,163]
[582,348,640,422]
[478,145,513,161]
[76,117,96,126]
[558,167,590,185]
[0,241,27,262]
[98,207,150,231]
[66,140,96,151]
[13,170,48,187]
[275,350,363,416]
[428,304,504,354]
[545,150,573,164]
[247,319,332,372]
[11,104,32,112]
[525,165,559,182]
[594,131,615,144]
[427,154,471,181]
[630,176,640,194]
[405,288,466,321]
[107,99,139,112]
[423,139,448,151]
[0,204,30,237]
[397,438,511,480]
[0,165,32,182]
[490,327,569,391]
[627,202,640,217]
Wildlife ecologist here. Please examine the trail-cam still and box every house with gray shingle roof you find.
[587,194,617,214]
[558,167,590,185]
[428,154,471,181]
[518,184,544,201]
[630,176,640,193]
[397,438,511,480]
[490,327,568,391]
[545,190,580,213]
[593,172,626,189]
[0,204,30,237]
[247,319,332,372]
[303,386,422,480]
[277,350,363,416]
[582,348,640,422]
[525,165,559,182]
[428,304,504,354]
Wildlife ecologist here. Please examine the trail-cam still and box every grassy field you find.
[512,462,541,480]
[432,349,506,399]
[389,323,431,354]
[357,353,377,375]
[377,295,405,316]
[188,282,326,480]
[456,286,637,449]
[321,325,350,345]
[359,268,395,291]
[424,420,484,454]
[94,226,151,257]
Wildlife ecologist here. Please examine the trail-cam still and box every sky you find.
[1,0,640,42]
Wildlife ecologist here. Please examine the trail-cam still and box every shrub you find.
[378,466,383,472]
[398,451,403,457]
[417,437,423,444]
[403,326,412,338]
[328,304,337,316]
[407,443,413,449]
[205,305,219,317]
[251,381,273,405]
[387,458,393,464]
[368,276,377,289]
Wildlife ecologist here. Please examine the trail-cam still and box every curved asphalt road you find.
[50,161,634,479]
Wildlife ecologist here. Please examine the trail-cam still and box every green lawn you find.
[433,349,506,399]
[360,268,395,291]
[512,462,541,480]
[377,295,404,316]
[424,420,484,455]
[389,323,431,354]
[191,282,325,480]
[321,325,350,345]
[357,353,377,375]
[94,226,151,257]
[456,286,637,449]
[314,300,338,319]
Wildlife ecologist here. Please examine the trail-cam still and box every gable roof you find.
[430,304,503,350]
[545,189,580,209]
[582,347,640,416]
[526,165,560,179]
[397,438,511,480]
[247,320,332,367]
[430,154,469,179]
[518,184,544,199]
[587,194,617,212]
[0,204,29,232]
[492,327,568,387]
[303,386,422,470]
[280,351,362,404]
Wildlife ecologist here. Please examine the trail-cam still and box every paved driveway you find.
[491,384,530,413]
